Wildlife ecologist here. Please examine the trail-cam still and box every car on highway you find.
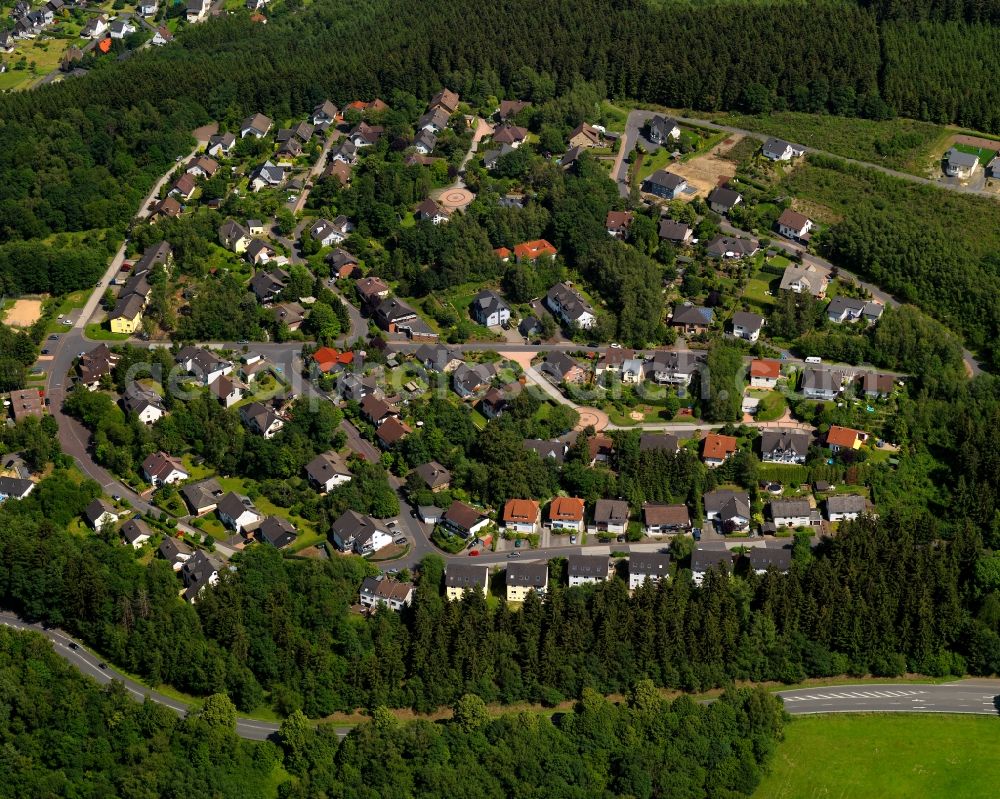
[507,552,520,558]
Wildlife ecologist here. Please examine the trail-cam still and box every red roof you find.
[549,496,585,522]
[502,498,540,524]
[97,37,111,53]
[513,239,556,261]
[313,347,354,372]
[750,359,781,380]
[826,426,860,448]
[494,246,512,259]
[703,434,738,461]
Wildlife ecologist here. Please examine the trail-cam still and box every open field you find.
[756,714,1000,798]
[2,298,43,327]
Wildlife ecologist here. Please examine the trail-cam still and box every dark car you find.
[41,348,49,355]
[98,662,107,669]
[68,642,78,650]
[48,334,59,341]
[507,552,520,558]
[394,537,407,546]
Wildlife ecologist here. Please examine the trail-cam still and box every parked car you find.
[507,552,520,558]
[570,534,577,544]
[394,537,407,546]
[468,550,480,557]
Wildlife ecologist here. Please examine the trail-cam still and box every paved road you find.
[777,681,1000,716]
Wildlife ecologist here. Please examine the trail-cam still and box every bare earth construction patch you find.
[3,298,43,327]
[667,134,743,199]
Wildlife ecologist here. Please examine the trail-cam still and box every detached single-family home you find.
[706,235,759,259]
[762,138,805,162]
[826,425,864,452]
[513,239,557,263]
[181,551,221,603]
[248,240,280,267]
[944,147,980,179]
[642,170,687,199]
[642,502,690,535]
[312,100,339,127]
[187,155,219,179]
[305,451,352,492]
[443,500,490,539]
[253,516,297,548]
[779,263,828,297]
[776,209,814,242]
[826,493,869,522]
[176,346,233,386]
[141,451,188,486]
[81,14,108,38]
[647,349,700,386]
[731,311,764,342]
[216,492,263,533]
[605,210,633,239]
[639,432,680,453]
[506,562,548,602]
[588,499,629,535]
[596,348,635,378]
[659,219,693,246]
[331,509,392,554]
[670,304,713,335]
[429,87,460,114]
[863,372,895,399]
[702,433,738,467]
[355,276,391,307]
[629,552,671,590]
[181,478,224,516]
[413,461,451,492]
[568,122,602,149]
[326,248,359,279]
[801,368,843,400]
[827,297,884,325]
[502,498,540,534]
[241,113,273,139]
[770,498,812,529]
[85,498,119,530]
[548,496,586,532]
[523,440,567,463]
[207,132,236,157]
[350,121,384,147]
[121,519,153,549]
[703,489,751,533]
[108,293,145,335]
[108,18,136,39]
[567,555,611,587]
[240,401,285,439]
[750,547,793,575]
[750,359,781,389]
[691,546,735,586]
[413,129,437,155]
[445,563,490,601]
[540,351,586,384]
[248,161,285,191]
[497,99,530,120]
[647,115,680,145]
[0,477,34,502]
[249,267,288,303]
[471,289,510,327]
[760,430,811,464]
[159,536,192,571]
[359,577,414,611]
[415,197,451,225]
[208,374,245,407]
[707,186,742,215]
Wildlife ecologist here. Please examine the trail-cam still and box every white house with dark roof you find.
[216,492,263,533]
[731,311,764,342]
[567,554,611,587]
[471,289,510,327]
[84,499,118,530]
[642,169,687,199]
[776,209,813,241]
[760,430,811,464]
[707,187,742,215]
[305,451,352,492]
[629,552,671,590]
[647,115,680,145]
[691,546,735,586]
[762,138,805,162]
[121,519,153,549]
[546,282,596,329]
[826,494,869,522]
[141,451,188,487]
[944,147,980,179]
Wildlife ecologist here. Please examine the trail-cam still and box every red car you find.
[468,550,480,557]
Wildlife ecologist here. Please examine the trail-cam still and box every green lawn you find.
[637,145,677,182]
[952,142,996,165]
[84,323,131,341]
[756,714,1000,799]
[753,391,787,422]
[743,275,778,308]
[215,476,318,540]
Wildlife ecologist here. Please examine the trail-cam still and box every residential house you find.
[826,425,863,452]
[862,372,895,399]
[691,546,735,586]
[523,439,567,463]
[141,451,188,486]
[206,132,236,157]
[559,145,584,169]
[0,477,34,502]
[643,502,690,535]
[776,208,813,242]
[359,577,414,611]
[373,297,420,333]
[750,546,793,575]
[548,496,585,532]
[176,346,233,386]
[513,239,557,263]
[310,217,352,247]
[731,311,764,342]
[310,345,352,374]
[443,500,490,539]
[750,359,781,389]
[413,129,437,155]
[483,143,515,170]
[248,160,284,191]
[702,433,738,467]
[418,107,451,134]
[658,219,693,246]
[620,358,645,384]
[944,147,980,178]
[506,561,548,602]
[305,451,352,492]
[492,124,528,148]
[326,248,359,279]
[595,347,635,378]
[567,555,611,587]
[361,395,397,426]
[133,240,173,275]
[801,368,843,400]
[181,478,224,516]
[413,343,463,373]
[647,350,701,386]
[642,170,687,199]
[639,432,679,453]
[413,461,451,492]
[272,301,306,331]
[80,14,107,37]
[762,138,805,161]
[480,381,521,419]
[249,267,288,303]
[539,351,586,384]
[605,210,632,239]
[331,509,391,554]
[216,492,263,533]
[770,498,812,528]
[429,87,460,114]
[185,0,208,22]
[108,17,136,38]
[471,289,510,327]
[331,140,358,165]
[502,498,540,534]
[417,505,443,524]
[349,121,384,147]
[181,551,221,602]
[312,100,339,126]
[826,494,869,522]
[445,563,490,601]
[276,138,303,164]
[760,430,811,464]
[121,519,152,549]
[108,292,144,335]
[78,344,120,390]
[647,115,680,144]
[567,122,601,149]
[247,239,279,266]
[208,374,245,408]
[376,417,412,448]
[707,187,742,215]
[240,113,273,139]
[629,552,671,590]
[670,304,714,335]
[219,219,251,253]
[414,197,451,225]
[589,434,614,466]
[546,282,596,329]
[827,297,883,324]
[254,516,297,548]
[355,276,391,307]
[779,263,828,297]
[158,536,192,571]
[240,401,285,439]
[703,489,751,532]
[588,499,629,535]
[84,498,118,530]
[9,388,43,423]
[706,235,759,259]
[988,154,1000,180]
[151,25,174,46]
[497,99,530,120]
[188,159,219,184]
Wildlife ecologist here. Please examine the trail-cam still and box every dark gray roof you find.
[946,147,980,169]
[121,518,152,545]
[0,476,33,499]
[506,561,548,587]
[630,551,671,577]
[445,563,489,589]
[671,304,714,326]
[567,555,609,578]
[639,433,679,452]
[707,186,742,210]
[182,478,223,512]
[159,536,192,562]
[761,430,811,458]
[703,489,750,519]
[414,461,451,489]
[523,439,566,462]
[691,546,734,573]
[644,170,686,190]
[256,516,297,548]
[658,219,691,241]
[593,499,629,524]
[827,494,868,514]
[749,546,793,572]
[770,498,812,518]
[732,311,764,333]
[84,498,116,526]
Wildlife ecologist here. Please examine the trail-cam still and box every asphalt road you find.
[776,682,1000,716]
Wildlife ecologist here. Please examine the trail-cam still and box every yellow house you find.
[505,561,548,602]
[444,563,489,601]
[109,294,144,334]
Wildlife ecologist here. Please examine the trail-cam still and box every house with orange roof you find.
[702,433,738,467]
[494,246,512,262]
[513,239,557,263]
[312,347,355,373]
[825,425,865,452]
[548,496,586,532]
[502,498,540,534]
[749,359,781,389]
